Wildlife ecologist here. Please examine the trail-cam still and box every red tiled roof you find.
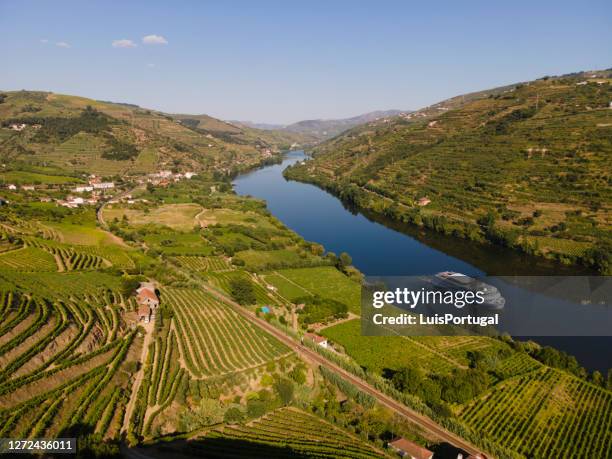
[137,305,151,317]
[388,438,433,459]
[137,288,158,303]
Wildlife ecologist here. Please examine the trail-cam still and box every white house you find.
[7,184,17,190]
[304,333,328,349]
[74,186,94,193]
[93,182,114,190]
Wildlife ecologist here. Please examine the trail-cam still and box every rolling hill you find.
[172,113,317,150]
[0,91,298,178]
[284,70,612,273]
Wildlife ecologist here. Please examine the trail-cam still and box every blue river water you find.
[233,151,611,373]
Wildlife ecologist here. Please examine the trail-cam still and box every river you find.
[233,150,611,373]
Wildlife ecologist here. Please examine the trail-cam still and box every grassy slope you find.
[285,70,612,271]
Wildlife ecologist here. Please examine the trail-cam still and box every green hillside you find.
[0,91,296,178]
[285,70,612,272]
[172,113,318,150]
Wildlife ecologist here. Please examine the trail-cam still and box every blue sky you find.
[0,1,610,123]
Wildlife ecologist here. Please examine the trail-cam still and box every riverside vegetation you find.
[0,83,610,459]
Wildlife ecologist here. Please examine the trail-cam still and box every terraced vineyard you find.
[25,238,107,271]
[461,367,612,458]
[0,289,136,440]
[0,271,122,299]
[0,246,58,272]
[46,132,130,175]
[130,323,187,439]
[173,255,231,272]
[181,408,385,458]
[166,288,291,378]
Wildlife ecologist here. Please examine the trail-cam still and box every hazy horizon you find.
[1,0,611,124]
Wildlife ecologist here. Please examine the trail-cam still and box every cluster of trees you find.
[229,276,256,305]
[182,374,297,430]
[101,136,138,161]
[390,364,489,416]
[484,106,538,135]
[295,294,348,325]
[315,366,429,450]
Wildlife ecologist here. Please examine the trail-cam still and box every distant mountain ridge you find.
[230,109,410,140]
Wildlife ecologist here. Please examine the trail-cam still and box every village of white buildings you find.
[1,169,197,208]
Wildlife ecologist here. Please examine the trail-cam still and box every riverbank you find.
[283,156,608,275]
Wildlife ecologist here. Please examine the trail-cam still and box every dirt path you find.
[194,208,208,227]
[122,320,154,435]
[96,185,144,230]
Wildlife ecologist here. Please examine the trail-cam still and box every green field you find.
[104,203,203,231]
[144,232,214,255]
[265,267,361,313]
[321,319,458,375]
[233,248,321,271]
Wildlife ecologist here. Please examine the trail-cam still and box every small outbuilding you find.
[138,305,152,323]
[303,332,328,349]
[388,437,433,459]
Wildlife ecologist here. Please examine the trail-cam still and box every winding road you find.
[96,185,144,229]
